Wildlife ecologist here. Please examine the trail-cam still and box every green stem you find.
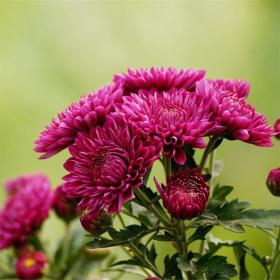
[165,158,172,178]
[60,222,71,270]
[129,242,161,277]
[134,188,171,227]
[120,244,152,277]
[199,147,216,255]
[117,214,159,277]
[199,136,219,171]
[268,228,280,280]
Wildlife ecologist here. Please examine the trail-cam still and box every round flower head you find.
[209,79,250,98]
[212,85,273,147]
[4,174,39,195]
[53,185,79,222]
[113,67,206,95]
[274,118,280,140]
[63,114,161,217]
[155,169,210,220]
[80,211,112,236]
[16,251,47,280]
[0,174,53,249]
[35,84,122,159]
[117,80,222,165]
[266,167,280,197]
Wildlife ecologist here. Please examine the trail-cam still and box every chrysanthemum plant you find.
[1,68,280,280]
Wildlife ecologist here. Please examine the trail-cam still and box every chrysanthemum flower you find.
[117,80,222,165]
[53,185,79,222]
[35,84,122,159]
[0,174,53,249]
[266,167,280,197]
[209,79,250,98]
[212,86,273,146]
[113,67,206,95]
[155,169,209,220]
[16,251,47,280]
[4,174,41,195]
[63,114,161,217]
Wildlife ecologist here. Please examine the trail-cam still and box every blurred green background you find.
[1,1,279,279]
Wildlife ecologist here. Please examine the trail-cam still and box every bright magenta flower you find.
[35,84,122,159]
[117,80,222,164]
[63,114,161,217]
[4,174,38,195]
[0,174,53,249]
[274,118,280,139]
[209,79,250,98]
[53,185,79,222]
[266,167,280,197]
[113,67,206,95]
[155,169,209,220]
[16,251,47,280]
[213,87,273,146]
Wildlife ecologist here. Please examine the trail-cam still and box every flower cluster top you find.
[34,67,274,219]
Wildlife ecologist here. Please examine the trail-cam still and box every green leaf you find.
[146,244,157,265]
[236,209,280,230]
[111,257,144,268]
[196,255,237,280]
[177,252,237,280]
[188,225,213,244]
[107,225,149,241]
[86,238,127,249]
[211,185,234,203]
[177,256,197,274]
[138,213,154,227]
[189,185,280,233]
[163,253,183,280]
[206,235,269,279]
[87,225,152,249]
[153,232,178,242]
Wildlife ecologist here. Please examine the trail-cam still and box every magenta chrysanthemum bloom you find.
[117,80,222,165]
[53,185,79,222]
[0,174,53,249]
[266,167,280,197]
[209,79,250,98]
[80,211,112,235]
[35,84,122,159]
[212,86,273,146]
[113,67,206,95]
[4,174,40,195]
[274,118,280,140]
[155,169,210,220]
[16,251,47,280]
[63,114,161,217]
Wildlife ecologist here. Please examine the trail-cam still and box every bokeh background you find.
[1,1,279,279]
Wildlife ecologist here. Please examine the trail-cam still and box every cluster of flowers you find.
[1,67,280,279]
[34,67,278,222]
[0,175,82,279]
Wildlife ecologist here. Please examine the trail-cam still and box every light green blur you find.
[0,1,279,279]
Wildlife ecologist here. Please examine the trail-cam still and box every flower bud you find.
[16,251,47,280]
[53,185,79,222]
[274,118,280,140]
[266,167,280,197]
[80,211,112,235]
[155,168,209,220]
